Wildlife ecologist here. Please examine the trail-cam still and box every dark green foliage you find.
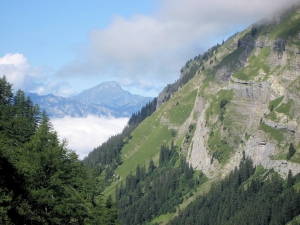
[128,98,157,126]
[189,124,194,132]
[287,143,296,160]
[147,43,221,109]
[169,158,300,225]
[251,27,258,37]
[287,170,295,188]
[220,98,228,109]
[171,129,177,137]
[180,63,199,86]
[0,77,119,224]
[159,141,177,167]
[148,158,155,175]
[83,97,157,185]
[220,98,228,122]
[116,143,206,225]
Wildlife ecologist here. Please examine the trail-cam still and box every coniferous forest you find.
[83,97,157,191]
[168,160,300,225]
[114,147,300,225]
[0,76,119,224]
[115,143,207,225]
[3,2,300,225]
[2,75,300,225]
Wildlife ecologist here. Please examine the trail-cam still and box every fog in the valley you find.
[51,116,128,159]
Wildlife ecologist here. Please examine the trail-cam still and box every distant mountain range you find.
[28,81,153,118]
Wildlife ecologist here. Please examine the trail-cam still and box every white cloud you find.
[51,115,129,159]
[0,53,75,97]
[57,0,299,94]
[0,53,43,91]
[35,80,75,97]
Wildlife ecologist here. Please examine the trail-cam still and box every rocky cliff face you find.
[98,8,300,216]
[104,6,300,191]
[156,81,180,110]
[140,5,300,179]
[184,5,300,178]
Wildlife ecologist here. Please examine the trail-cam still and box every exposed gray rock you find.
[186,22,300,178]
[156,82,179,110]
[187,99,220,178]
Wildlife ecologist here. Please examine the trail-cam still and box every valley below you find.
[2,3,300,225]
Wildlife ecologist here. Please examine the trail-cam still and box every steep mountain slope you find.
[186,5,300,179]
[29,81,153,118]
[94,5,300,224]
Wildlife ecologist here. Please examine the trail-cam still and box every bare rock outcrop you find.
[156,81,179,110]
[187,30,300,178]
[187,100,220,178]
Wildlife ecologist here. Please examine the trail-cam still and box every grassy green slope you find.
[269,7,300,39]
[102,5,300,224]
[103,78,200,198]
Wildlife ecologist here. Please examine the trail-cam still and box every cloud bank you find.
[58,0,299,93]
[51,116,129,159]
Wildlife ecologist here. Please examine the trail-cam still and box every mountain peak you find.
[72,81,152,108]
[93,81,122,91]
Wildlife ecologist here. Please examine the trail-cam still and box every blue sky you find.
[0,0,298,97]
[1,0,298,159]
[1,1,158,68]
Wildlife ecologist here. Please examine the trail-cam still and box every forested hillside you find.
[86,4,300,224]
[115,149,300,225]
[0,76,119,224]
[169,159,300,225]
[3,3,300,225]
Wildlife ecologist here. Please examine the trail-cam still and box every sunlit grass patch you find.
[233,47,271,81]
